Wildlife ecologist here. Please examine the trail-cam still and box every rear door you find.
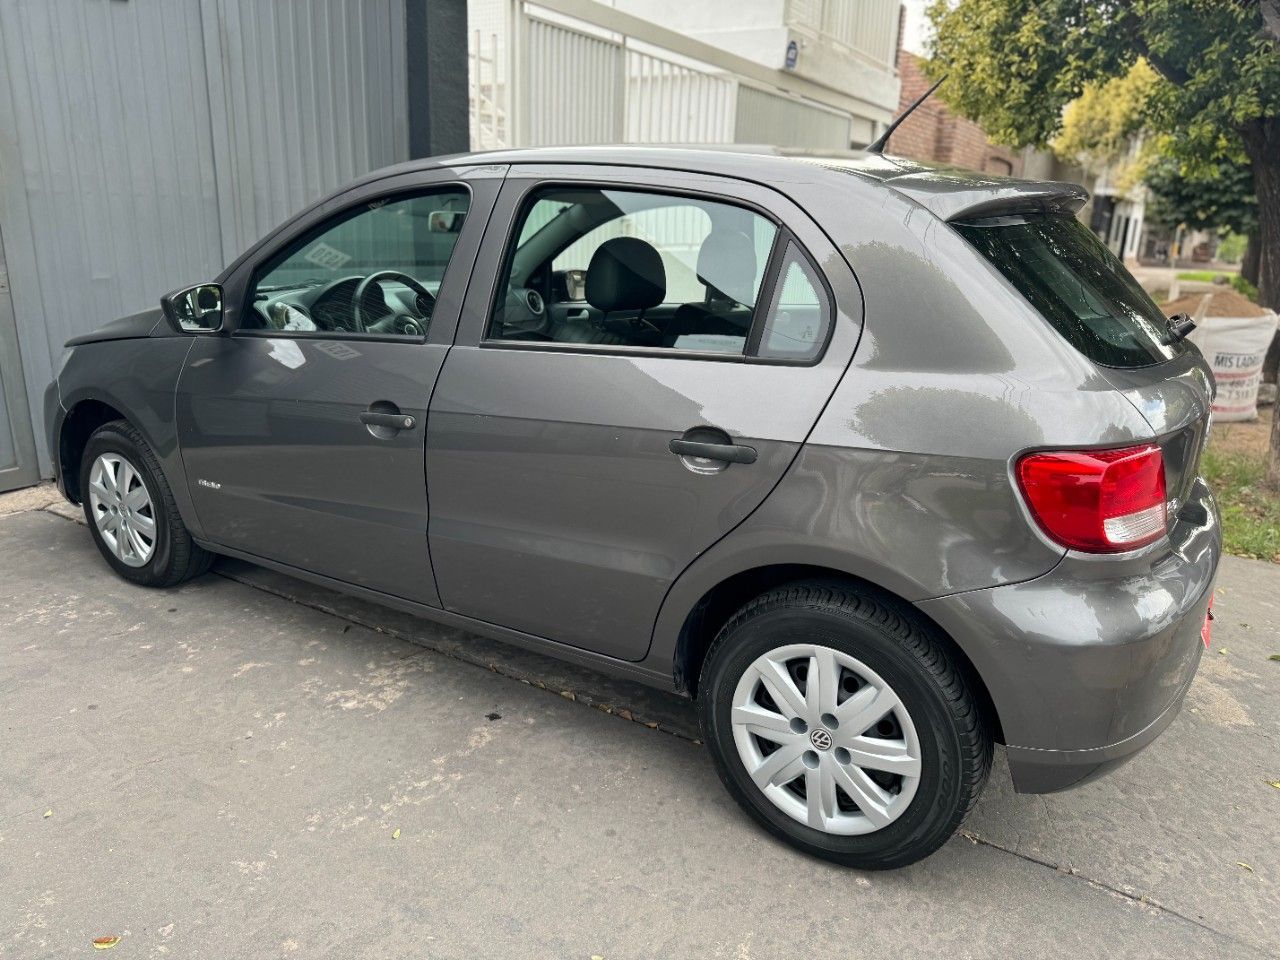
[177,166,504,605]
[425,165,863,660]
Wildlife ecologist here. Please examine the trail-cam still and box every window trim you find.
[236,183,475,344]
[478,180,834,367]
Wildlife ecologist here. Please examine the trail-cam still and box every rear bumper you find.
[918,478,1220,794]
[1001,646,1201,792]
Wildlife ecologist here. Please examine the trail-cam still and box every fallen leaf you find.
[591,955,605,959]
[1218,648,1228,656]
[1266,780,1280,790]
[43,809,52,819]
[392,828,401,840]
[644,721,659,729]
[92,936,121,950]
[1268,654,1280,662]
[1237,862,1253,872]
[617,709,634,722]
[559,691,576,701]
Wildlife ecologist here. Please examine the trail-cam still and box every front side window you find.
[489,187,779,354]
[247,188,471,338]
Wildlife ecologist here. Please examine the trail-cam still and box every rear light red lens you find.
[1016,444,1167,552]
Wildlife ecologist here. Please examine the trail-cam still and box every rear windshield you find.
[955,215,1179,368]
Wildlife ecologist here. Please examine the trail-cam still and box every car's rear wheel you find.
[698,582,992,870]
[81,420,213,587]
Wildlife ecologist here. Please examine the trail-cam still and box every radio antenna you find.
[866,75,946,155]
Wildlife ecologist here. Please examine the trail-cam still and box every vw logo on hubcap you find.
[809,728,833,751]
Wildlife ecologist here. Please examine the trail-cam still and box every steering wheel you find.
[352,270,436,332]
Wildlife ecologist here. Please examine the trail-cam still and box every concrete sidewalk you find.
[1,507,1277,959]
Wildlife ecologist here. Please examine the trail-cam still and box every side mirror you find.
[161,283,224,334]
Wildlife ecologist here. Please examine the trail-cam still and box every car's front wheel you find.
[698,582,992,870]
[80,420,213,587]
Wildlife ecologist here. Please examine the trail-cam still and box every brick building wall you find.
[890,50,1023,176]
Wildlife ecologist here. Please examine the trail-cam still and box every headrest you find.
[697,229,758,305]
[586,237,666,313]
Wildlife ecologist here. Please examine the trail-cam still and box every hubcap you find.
[730,643,922,836]
[88,453,156,568]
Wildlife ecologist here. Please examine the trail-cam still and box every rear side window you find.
[489,186,778,355]
[955,215,1178,368]
[756,242,830,361]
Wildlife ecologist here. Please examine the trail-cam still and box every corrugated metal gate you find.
[0,0,408,484]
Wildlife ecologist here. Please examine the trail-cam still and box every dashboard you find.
[251,275,439,337]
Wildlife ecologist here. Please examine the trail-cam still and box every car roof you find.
[356,145,1090,223]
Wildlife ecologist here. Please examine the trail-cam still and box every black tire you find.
[698,582,992,870]
[80,419,214,588]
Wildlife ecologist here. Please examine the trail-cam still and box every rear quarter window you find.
[955,215,1180,368]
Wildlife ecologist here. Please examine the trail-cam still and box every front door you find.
[426,167,862,660]
[177,168,503,605]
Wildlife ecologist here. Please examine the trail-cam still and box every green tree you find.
[1051,60,1158,189]
[1144,154,1261,283]
[926,0,1280,311]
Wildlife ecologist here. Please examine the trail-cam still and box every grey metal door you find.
[0,227,39,493]
[425,167,863,661]
[0,0,409,482]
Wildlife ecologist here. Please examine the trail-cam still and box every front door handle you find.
[360,411,416,431]
[668,438,757,464]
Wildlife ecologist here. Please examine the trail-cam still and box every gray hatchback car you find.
[45,147,1219,869]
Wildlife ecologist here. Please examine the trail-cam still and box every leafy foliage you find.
[925,0,1280,170]
[1144,153,1258,233]
[1052,61,1159,183]
[1231,273,1261,300]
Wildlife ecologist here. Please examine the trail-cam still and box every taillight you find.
[1016,444,1167,552]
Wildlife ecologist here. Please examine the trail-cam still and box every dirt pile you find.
[1163,289,1272,317]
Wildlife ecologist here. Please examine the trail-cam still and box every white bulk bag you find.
[1185,295,1278,422]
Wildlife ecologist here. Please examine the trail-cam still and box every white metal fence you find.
[625,46,736,144]
[734,85,852,151]
[469,0,888,152]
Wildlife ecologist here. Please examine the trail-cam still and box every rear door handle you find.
[360,411,416,431]
[668,439,757,464]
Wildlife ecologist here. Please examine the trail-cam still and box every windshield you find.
[955,215,1180,368]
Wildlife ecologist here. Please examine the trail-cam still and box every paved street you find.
[1,505,1277,959]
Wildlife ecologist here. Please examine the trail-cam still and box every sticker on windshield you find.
[304,241,352,270]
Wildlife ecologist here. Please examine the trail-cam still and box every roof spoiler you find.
[882,174,1091,223]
